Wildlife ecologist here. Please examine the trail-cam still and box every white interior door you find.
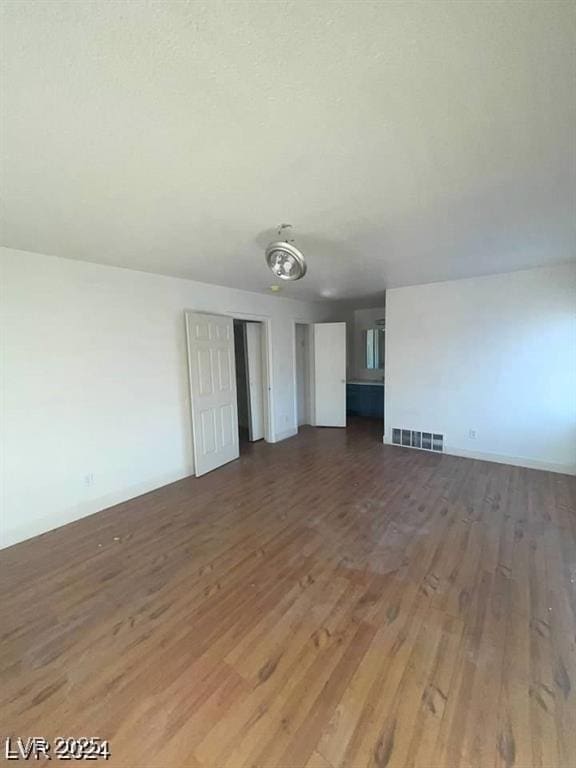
[185,312,239,476]
[245,323,264,441]
[314,322,346,427]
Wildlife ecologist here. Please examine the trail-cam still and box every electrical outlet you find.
[84,473,95,487]
[469,429,477,440]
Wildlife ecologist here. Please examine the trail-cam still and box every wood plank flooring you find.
[1,419,575,767]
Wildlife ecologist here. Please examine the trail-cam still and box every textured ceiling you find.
[1,0,574,301]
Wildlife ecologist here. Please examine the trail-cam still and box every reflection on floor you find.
[1,418,574,767]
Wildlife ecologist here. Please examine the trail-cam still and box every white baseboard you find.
[382,436,575,476]
[1,468,193,550]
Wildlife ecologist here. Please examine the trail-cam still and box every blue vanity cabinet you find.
[346,382,384,418]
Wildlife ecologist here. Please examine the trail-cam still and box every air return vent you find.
[392,428,443,453]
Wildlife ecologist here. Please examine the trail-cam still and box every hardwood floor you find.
[1,419,575,768]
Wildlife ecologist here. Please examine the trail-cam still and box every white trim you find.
[0,468,191,550]
[291,320,299,429]
[382,436,575,475]
[291,319,313,431]
[227,310,275,444]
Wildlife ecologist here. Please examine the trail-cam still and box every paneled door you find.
[185,312,239,476]
[314,322,347,427]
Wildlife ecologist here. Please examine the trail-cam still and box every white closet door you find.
[185,312,239,475]
[245,323,265,441]
[314,322,347,427]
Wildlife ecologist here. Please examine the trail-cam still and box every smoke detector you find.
[265,224,307,281]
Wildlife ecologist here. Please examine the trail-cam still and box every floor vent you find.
[392,428,443,453]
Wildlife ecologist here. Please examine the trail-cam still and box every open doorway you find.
[294,323,312,430]
[234,320,265,449]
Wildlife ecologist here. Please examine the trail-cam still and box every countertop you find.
[347,379,384,386]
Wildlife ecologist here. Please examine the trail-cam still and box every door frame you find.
[292,319,315,429]
[185,309,274,469]
[242,321,265,442]
[312,321,347,428]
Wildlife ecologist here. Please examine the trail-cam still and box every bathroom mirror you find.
[364,328,385,370]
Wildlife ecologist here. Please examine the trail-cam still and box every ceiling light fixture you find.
[265,224,307,281]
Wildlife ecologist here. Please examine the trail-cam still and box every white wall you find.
[0,247,331,548]
[384,264,576,474]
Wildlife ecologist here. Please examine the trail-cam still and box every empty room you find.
[1,1,575,767]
